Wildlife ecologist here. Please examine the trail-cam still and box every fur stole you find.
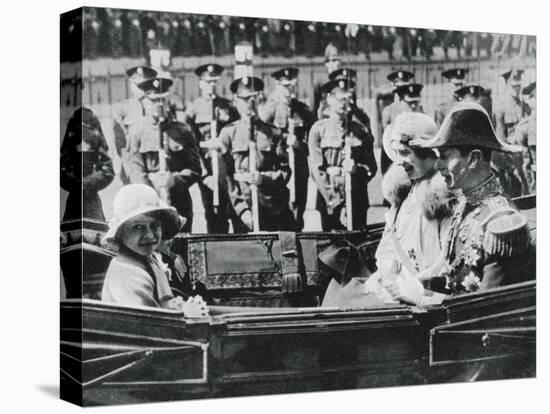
[382,165,456,221]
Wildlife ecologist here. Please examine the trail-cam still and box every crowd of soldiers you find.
[59,8,535,62]
[61,47,536,236]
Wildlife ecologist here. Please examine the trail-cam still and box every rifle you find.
[287,99,296,208]
[343,105,353,231]
[248,98,260,233]
[210,95,220,213]
[156,95,170,204]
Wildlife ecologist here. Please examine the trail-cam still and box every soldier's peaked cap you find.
[230,76,264,96]
[194,63,224,79]
[395,83,423,101]
[454,84,486,100]
[387,70,414,83]
[321,78,356,94]
[501,69,524,83]
[126,66,157,81]
[329,68,358,81]
[271,67,299,82]
[413,102,521,153]
[137,77,174,94]
[442,68,469,82]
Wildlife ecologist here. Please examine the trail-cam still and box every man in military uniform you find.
[434,68,468,126]
[495,69,524,140]
[381,70,415,131]
[259,67,314,230]
[114,65,158,185]
[380,70,415,175]
[219,76,297,232]
[128,77,201,233]
[415,102,532,294]
[380,83,424,204]
[309,78,378,231]
[184,64,239,233]
[514,81,536,193]
[453,84,492,116]
[317,68,373,133]
[493,69,529,197]
[313,46,341,118]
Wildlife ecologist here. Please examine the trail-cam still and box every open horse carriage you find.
[60,195,536,406]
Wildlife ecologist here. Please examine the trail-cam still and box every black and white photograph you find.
[56,1,538,408]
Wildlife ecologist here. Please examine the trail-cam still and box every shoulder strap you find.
[390,229,420,278]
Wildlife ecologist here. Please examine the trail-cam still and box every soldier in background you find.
[219,77,297,232]
[380,70,415,175]
[434,68,469,126]
[380,83,425,182]
[61,108,114,221]
[495,69,525,141]
[127,77,201,232]
[453,84,492,115]
[114,66,158,185]
[126,11,143,58]
[109,9,124,58]
[514,81,536,193]
[259,67,315,231]
[442,31,463,59]
[318,68,373,134]
[195,17,213,56]
[494,69,529,197]
[308,79,377,231]
[184,64,239,233]
[82,9,100,59]
[302,21,318,57]
[255,18,271,57]
[313,44,341,118]
[393,83,425,115]
[382,71,415,130]
[280,20,295,57]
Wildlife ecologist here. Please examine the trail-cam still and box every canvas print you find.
[60,6,536,407]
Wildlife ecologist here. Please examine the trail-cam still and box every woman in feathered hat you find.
[365,112,455,305]
[101,184,208,316]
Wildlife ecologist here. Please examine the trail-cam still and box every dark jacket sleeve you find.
[82,150,115,192]
[352,124,378,180]
[169,123,202,188]
[60,152,81,193]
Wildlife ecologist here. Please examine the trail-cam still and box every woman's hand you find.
[182,295,209,317]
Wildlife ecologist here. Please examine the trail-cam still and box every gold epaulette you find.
[483,207,531,257]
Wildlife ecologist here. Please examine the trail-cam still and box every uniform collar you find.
[462,173,503,206]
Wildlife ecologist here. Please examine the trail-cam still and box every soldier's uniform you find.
[114,66,158,185]
[380,70,415,175]
[317,68,373,132]
[514,81,536,193]
[128,77,201,233]
[381,83,425,175]
[220,77,297,232]
[454,84,492,116]
[309,79,378,231]
[313,46,340,118]
[434,68,468,126]
[494,69,529,197]
[418,102,532,295]
[259,67,314,230]
[184,64,239,233]
[61,108,115,221]
[440,175,531,293]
